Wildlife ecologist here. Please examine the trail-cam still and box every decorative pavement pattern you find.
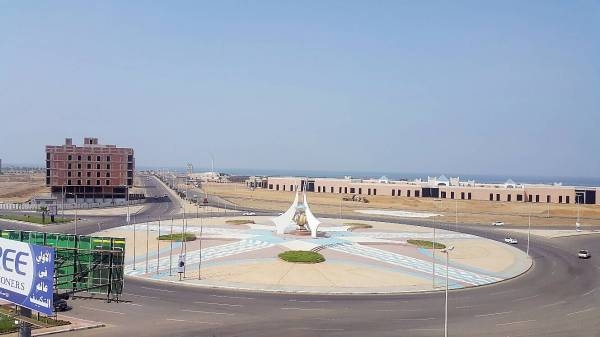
[120,223,505,288]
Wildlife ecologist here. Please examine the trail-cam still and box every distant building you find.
[45,137,135,202]
[264,176,599,205]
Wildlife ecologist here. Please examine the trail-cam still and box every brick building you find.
[45,137,134,202]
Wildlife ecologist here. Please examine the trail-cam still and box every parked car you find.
[242,211,256,216]
[53,299,71,312]
[504,237,518,244]
[578,250,591,259]
[492,221,504,226]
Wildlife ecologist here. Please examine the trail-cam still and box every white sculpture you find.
[273,183,321,238]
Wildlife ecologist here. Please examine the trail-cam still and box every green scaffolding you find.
[0,230,125,299]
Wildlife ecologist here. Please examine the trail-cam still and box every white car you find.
[504,237,518,244]
[242,211,256,216]
[578,250,591,259]
[492,221,504,226]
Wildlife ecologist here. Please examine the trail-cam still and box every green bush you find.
[278,250,325,264]
[407,239,446,249]
[345,223,373,231]
[225,219,255,225]
[157,233,196,242]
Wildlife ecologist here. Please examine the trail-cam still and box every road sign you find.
[48,205,57,217]
[0,237,54,315]
[177,254,185,274]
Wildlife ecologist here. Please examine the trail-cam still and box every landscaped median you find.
[0,306,70,334]
[278,250,325,264]
[157,233,196,242]
[344,222,373,231]
[225,219,255,225]
[0,213,72,225]
[407,239,446,249]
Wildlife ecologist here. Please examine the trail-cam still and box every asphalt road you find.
[2,176,599,336]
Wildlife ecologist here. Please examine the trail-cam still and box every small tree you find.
[39,206,48,224]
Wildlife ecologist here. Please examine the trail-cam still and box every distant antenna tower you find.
[187,163,193,175]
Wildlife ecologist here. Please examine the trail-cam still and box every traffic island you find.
[407,239,446,249]
[157,233,196,242]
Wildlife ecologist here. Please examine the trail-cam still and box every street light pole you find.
[441,246,455,337]
[432,215,436,288]
[527,203,531,256]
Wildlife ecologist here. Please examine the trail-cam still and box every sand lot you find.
[0,172,48,203]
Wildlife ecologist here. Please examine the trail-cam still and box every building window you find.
[359,188,362,194]
[397,189,401,197]
[517,194,523,201]
[407,190,411,197]
[106,156,111,162]
[414,190,418,197]
[77,172,82,177]
[535,195,540,203]
[87,155,91,161]
[489,193,493,201]
[77,155,81,161]
[547,195,551,203]
[77,163,81,169]
[276,184,279,191]
[68,155,72,161]
[461,192,465,200]
[87,164,91,169]
[67,180,71,185]
[106,164,111,170]
[68,163,72,169]
[441,191,446,198]
[344,187,348,194]
[77,180,81,185]
[566,196,570,204]
[268,184,273,189]
[350,187,355,194]
[96,164,100,169]
[97,172,100,177]
[373,189,377,195]
[96,156,101,161]
[339,187,342,193]
[330,187,334,193]
[528,195,533,202]
[559,196,563,203]
[96,180,100,186]
[290,185,293,191]
[451,192,455,199]
[368,188,371,195]
[468,192,472,200]
[67,171,72,177]
[508,194,512,202]
[106,180,110,185]
[87,172,91,177]
[496,194,500,201]
[392,190,395,197]
[86,180,90,186]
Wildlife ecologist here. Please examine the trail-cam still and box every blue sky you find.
[1,1,599,177]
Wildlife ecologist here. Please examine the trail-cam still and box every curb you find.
[33,323,105,336]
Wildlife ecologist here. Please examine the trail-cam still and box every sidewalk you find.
[5,314,104,337]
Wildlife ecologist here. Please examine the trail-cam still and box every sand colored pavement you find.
[63,205,145,216]
[438,239,518,273]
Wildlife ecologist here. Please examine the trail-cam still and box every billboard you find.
[0,237,54,315]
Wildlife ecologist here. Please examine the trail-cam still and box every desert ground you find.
[0,172,48,203]
[202,182,600,228]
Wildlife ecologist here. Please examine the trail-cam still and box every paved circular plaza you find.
[98,216,531,294]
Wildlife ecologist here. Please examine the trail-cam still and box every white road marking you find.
[288,299,329,303]
[376,309,395,312]
[194,301,243,307]
[511,294,539,302]
[455,305,473,309]
[166,318,221,325]
[496,319,536,326]
[581,288,597,297]
[181,309,235,316]
[540,300,566,308]
[122,302,143,307]
[281,307,325,311]
[475,311,512,317]
[81,306,125,315]
[290,328,345,331]
[209,294,255,300]
[394,317,436,321]
[123,293,160,299]
[567,307,595,316]
[141,286,175,293]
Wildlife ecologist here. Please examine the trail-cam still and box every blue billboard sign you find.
[0,237,54,315]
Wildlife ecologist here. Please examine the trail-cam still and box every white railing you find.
[0,199,146,211]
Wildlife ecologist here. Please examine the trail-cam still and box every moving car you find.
[53,299,71,312]
[504,237,518,244]
[492,221,504,226]
[242,211,256,216]
[578,250,591,259]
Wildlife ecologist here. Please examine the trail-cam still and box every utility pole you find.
[432,215,436,288]
[527,203,531,256]
[442,246,455,337]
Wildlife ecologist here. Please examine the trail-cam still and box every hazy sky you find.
[1,1,599,177]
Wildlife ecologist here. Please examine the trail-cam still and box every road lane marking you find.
[292,327,344,331]
[194,301,243,307]
[288,299,329,303]
[512,294,539,302]
[181,309,235,316]
[475,311,512,317]
[123,293,160,299]
[455,305,473,309]
[540,300,566,308]
[209,294,255,300]
[394,317,436,321]
[496,319,536,326]
[581,288,597,297]
[281,307,325,311]
[81,306,125,315]
[376,309,395,312]
[490,289,516,296]
[567,307,595,316]
[122,302,143,307]
[141,286,175,293]
[166,318,221,325]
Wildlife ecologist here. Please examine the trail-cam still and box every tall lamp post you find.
[441,246,455,337]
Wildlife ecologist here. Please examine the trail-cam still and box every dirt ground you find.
[0,173,48,203]
[203,182,600,227]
